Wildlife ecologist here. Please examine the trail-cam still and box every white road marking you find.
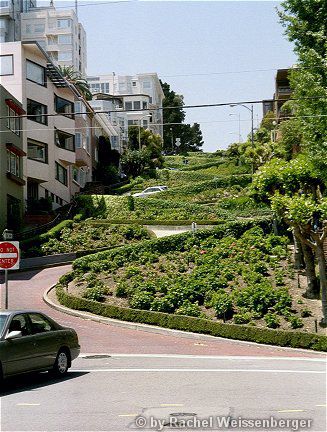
[79,354,326,362]
[118,414,138,417]
[71,368,325,374]
[16,403,40,406]
[160,404,184,407]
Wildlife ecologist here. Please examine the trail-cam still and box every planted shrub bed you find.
[55,218,327,349]
[21,221,150,257]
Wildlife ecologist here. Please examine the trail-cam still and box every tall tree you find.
[160,81,203,152]
[278,0,327,170]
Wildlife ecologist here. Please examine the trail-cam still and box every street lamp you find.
[138,114,151,150]
[230,103,254,173]
[229,113,241,142]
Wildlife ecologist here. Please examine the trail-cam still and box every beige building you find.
[0,41,78,211]
[0,85,25,232]
[20,5,87,76]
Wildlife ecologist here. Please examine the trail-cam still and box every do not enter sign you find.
[0,241,20,270]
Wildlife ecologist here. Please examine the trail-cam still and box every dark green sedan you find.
[0,310,80,380]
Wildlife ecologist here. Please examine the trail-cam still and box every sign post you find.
[0,240,20,309]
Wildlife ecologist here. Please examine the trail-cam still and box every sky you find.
[44,1,297,152]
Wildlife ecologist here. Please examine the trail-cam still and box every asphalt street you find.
[1,355,326,431]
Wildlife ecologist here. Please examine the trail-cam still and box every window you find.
[7,150,21,177]
[9,314,30,337]
[55,95,74,118]
[29,313,55,334]
[57,19,71,29]
[27,139,48,163]
[0,55,13,76]
[90,83,100,93]
[58,34,72,44]
[133,101,141,110]
[125,101,132,110]
[58,51,72,61]
[143,101,148,109]
[72,167,79,183]
[34,24,45,33]
[132,81,137,87]
[100,82,109,93]
[27,99,47,125]
[143,119,148,128]
[85,132,90,153]
[55,129,75,151]
[7,107,21,136]
[56,162,67,185]
[75,132,82,148]
[26,60,46,86]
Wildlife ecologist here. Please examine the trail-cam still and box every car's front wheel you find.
[52,349,70,376]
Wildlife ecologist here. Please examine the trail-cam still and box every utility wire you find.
[1,114,327,134]
[1,96,327,120]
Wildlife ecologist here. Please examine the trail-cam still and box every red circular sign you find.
[0,242,19,269]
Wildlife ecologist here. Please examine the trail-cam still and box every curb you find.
[43,284,326,356]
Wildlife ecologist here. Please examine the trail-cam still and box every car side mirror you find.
[5,330,22,340]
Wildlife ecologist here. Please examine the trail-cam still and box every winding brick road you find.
[1,265,325,358]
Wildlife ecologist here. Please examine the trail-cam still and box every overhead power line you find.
[1,95,326,120]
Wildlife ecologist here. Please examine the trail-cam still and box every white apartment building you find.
[89,93,128,154]
[0,0,36,42]
[0,41,79,210]
[87,73,164,139]
[20,5,87,76]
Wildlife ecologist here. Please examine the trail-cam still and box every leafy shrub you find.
[212,292,233,319]
[83,284,108,302]
[151,297,176,313]
[129,291,153,310]
[116,282,129,298]
[233,311,253,324]
[264,312,280,328]
[175,301,204,318]
[289,316,304,329]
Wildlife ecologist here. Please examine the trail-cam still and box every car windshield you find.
[0,314,9,336]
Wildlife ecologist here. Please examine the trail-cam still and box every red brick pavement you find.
[1,266,325,358]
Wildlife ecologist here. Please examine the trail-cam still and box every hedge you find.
[56,283,327,352]
[20,219,74,255]
[73,218,272,272]
[87,219,224,226]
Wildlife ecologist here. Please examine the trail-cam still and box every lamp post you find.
[230,103,254,173]
[229,113,241,142]
[138,114,151,150]
[170,127,174,152]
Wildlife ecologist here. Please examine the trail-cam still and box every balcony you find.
[27,159,50,183]
[56,147,75,165]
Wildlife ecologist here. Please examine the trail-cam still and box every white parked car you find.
[132,186,168,198]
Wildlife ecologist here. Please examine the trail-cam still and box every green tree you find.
[121,149,150,177]
[252,156,327,323]
[160,81,204,152]
[278,0,327,170]
[58,65,93,101]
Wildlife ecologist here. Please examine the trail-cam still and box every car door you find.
[2,313,37,377]
[26,313,61,369]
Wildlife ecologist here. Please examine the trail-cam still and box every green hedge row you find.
[161,174,252,197]
[20,220,74,255]
[73,218,272,272]
[179,160,225,171]
[87,219,224,226]
[56,283,327,352]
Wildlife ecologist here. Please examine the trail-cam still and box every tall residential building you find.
[20,5,87,76]
[0,0,36,42]
[0,84,26,232]
[87,73,164,139]
[0,41,79,211]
